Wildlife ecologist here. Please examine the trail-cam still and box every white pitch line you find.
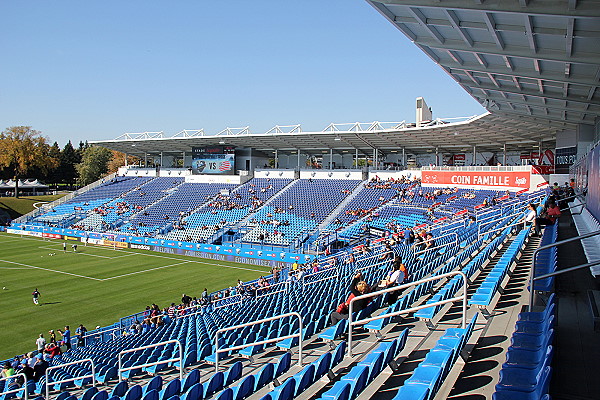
[101,261,192,281]
[1,233,271,273]
[114,249,269,273]
[37,246,115,259]
[0,258,102,281]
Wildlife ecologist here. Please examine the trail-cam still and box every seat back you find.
[205,371,224,397]
[275,353,292,378]
[254,363,274,391]
[234,375,255,400]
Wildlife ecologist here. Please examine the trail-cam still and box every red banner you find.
[42,233,62,239]
[422,170,530,189]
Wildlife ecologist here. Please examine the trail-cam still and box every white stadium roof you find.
[93,0,600,157]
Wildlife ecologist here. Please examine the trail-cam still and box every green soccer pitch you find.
[0,232,272,360]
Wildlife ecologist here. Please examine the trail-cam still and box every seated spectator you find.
[329,272,371,325]
[534,201,561,236]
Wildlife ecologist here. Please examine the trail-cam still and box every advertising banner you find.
[587,144,600,222]
[422,170,530,189]
[555,146,577,174]
[42,233,62,239]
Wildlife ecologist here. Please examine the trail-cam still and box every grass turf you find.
[0,232,271,360]
[0,194,66,219]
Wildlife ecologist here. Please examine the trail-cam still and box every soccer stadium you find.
[1,1,600,400]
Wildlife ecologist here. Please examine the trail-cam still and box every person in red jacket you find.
[534,200,561,236]
[329,272,371,325]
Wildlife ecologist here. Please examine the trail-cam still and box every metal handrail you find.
[478,220,525,238]
[0,373,28,400]
[413,231,457,252]
[477,211,524,236]
[84,326,122,342]
[303,267,339,287]
[414,232,458,256]
[214,312,303,372]
[561,200,587,215]
[528,229,600,311]
[118,339,183,382]
[45,359,95,400]
[347,270,468,356]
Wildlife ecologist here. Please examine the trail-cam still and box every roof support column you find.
[182,151,186,168]
[160,152,163,168]
[355,148,358,169]
[402,147,406,169]
[144,153,147,168]
[435,147,439,166]
[275,150,278,168]
[125,153,128,167]
[503,144,507,165]
[329,149,333,170]
[297,150,301,169]
[472,146,476,166]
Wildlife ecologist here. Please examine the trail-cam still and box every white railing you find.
[422,166,532,172]
[84,326,122,343]
[478,220,526,238]
[45,359,95,400]
[414,232,458,255]
[347,270,468,356]
[214,312,303,372]
[118,340,183,382]
[0,373,28,400]
[477,211,524,237]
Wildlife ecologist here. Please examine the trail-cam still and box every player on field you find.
[63,243,66,252]
[32,288,41,306]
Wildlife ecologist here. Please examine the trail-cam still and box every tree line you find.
[0,126,136,194]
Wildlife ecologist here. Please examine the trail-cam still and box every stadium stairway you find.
[317,180,368,230]
[447,232,543,398]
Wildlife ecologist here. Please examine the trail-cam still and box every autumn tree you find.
[76,146,113,186]
[107,150,140,174]
[0,126,59,197]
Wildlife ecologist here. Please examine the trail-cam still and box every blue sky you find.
[0,0,484,145]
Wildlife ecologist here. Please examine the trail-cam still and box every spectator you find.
[76,324,87,347]
[329,272,371,325]
[1,362,15,378]
[32,354,48,382]
[534,201,561,236]
[523,203,537,227]
[181,294,192,308]
[380,257,410,306]
[35,334,45,354]
[57,326,71,350]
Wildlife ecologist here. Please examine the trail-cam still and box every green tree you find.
[59,141,80,186]
[0,126,59,197]
[46,141,62,183]
[76,146,113,186]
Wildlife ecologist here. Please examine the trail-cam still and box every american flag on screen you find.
[219,160,232,171]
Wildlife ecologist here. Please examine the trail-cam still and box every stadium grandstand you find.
[2,1,600,400]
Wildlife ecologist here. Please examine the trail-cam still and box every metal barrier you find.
[477,211,524,237]
[528,230,600,311]
[257,281,290,299]
[45,359,95,400]
[118,340,183,382]
[214,312,303,372]
[347,270,468,356]
[84,326,122,344]
[0,373,28,400]
[414,232,458,256]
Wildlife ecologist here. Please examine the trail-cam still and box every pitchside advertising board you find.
[191,146,235,175]
[6,225,313,267]
[421,170,530,190]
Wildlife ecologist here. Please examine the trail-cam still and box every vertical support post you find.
[503,143,507,165]
[472,145,476,166]
[144,153,147,168]
[125,153,128,166]
[329,148,333,170]
[275,150,278,168]
[160,152,163,167]
[435,147,439,166]
[402,147,406,168]
[355,148,358,169]
[297,150,300,169]
[182,151,186,168]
